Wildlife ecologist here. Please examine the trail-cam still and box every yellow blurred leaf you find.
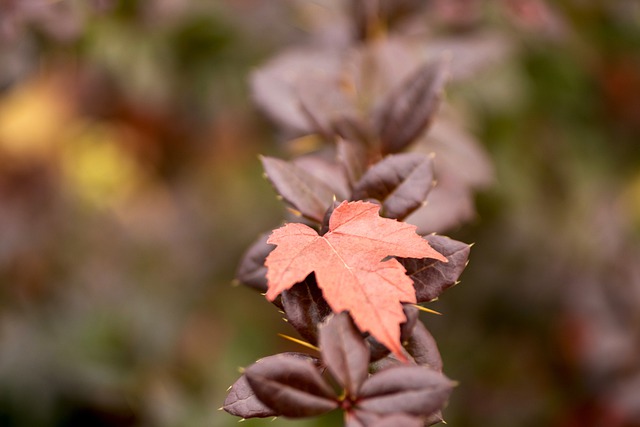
[61,123,143,208]
[0,77,73,159]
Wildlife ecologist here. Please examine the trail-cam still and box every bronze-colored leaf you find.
[261,156,335,223]
[399,234,470,303]
[351,153,435,220]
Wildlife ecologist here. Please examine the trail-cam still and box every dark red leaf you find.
[261,156,335,223]
[358,366,454,417]
[374,58,448,154]
[281,275,332,345]
[406,322,443,372]
[351,153,435,220]
[235,232,273,293]
[318,312,369,397]
[245,353,338,418]
[223,375,277,418]
[399,234,471,303]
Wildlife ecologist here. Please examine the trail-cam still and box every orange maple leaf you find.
[264,201,446,360]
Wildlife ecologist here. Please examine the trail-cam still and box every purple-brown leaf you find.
[332,115,375,147]
[223,375,277,418]
[245,353,338,418]
[351,153,435,220]
[399,234,471,303]
[293,152,350,201]
[250,48,342,133]
[346,410,423,427]
[318,312,369,397]
[374,58,448,154]
[370,413,425,427]
[337,138,369,189]
[281,275,332,345]
[261,156,335,223]
[358,366,454,416]
[235,232,273,292]
[406,322,443,372]
[368,304,419,362]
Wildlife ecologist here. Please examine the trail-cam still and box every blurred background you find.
[0,1,639,426]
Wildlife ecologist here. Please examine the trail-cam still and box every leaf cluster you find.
[224,313,454,426]
[226,1,477,425]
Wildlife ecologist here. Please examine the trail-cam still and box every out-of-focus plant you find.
[221,1,510,424]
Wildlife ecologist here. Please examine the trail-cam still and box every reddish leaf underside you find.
[264,200,446,359]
